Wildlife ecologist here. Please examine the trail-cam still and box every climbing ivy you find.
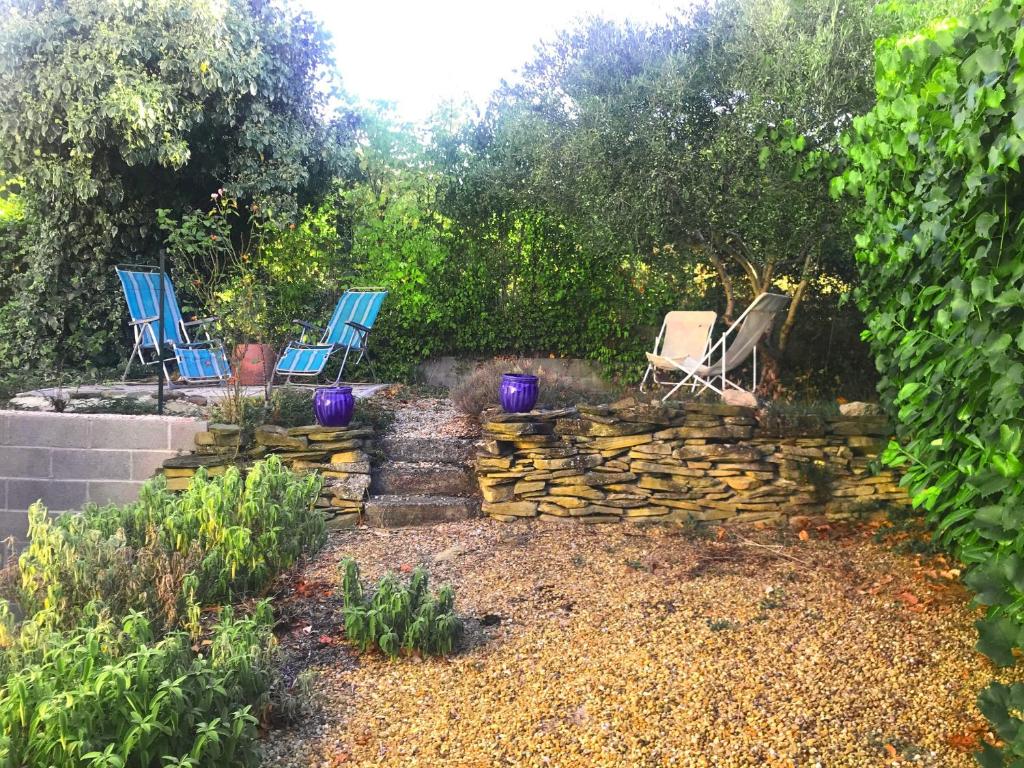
[843,2,1024,763]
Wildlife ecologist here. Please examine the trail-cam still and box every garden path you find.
[262,521,1008,767]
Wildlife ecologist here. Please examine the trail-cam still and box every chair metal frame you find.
[274,287,388,386]
[116,264,228,385]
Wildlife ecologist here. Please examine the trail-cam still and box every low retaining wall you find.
[476,399,908,525]
[159,422,374,529]
[0,410,206,542]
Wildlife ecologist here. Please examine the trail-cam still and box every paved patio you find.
[10,381,389,413]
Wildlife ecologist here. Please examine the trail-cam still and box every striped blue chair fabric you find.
[175,343,232,383]
[116,267,186,347]
[116,266,230,385]
[275,289,388,382]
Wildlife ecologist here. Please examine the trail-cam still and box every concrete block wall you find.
[0,411,206,542]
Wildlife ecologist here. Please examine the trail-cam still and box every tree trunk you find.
[778,248,815,353]
[755,341,784,400]
[707,251,735,322]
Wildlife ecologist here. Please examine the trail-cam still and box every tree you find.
[440,0,889,392]
[0,0,357,373]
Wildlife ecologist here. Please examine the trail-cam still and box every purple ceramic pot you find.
[314,386,355,427]
[499,373,539,413]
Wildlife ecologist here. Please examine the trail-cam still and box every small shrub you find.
[339,559,460,658]
[265,386,316,427]
[210,386,316,432]
[352,396,396,434]
[450,358,615,418]
[17,456,323,632]
[0,603,277,768]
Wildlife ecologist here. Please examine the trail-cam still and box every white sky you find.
[300,0,680,123]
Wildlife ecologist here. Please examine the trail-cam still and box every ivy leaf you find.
[976,615,1022,667]
[976,212,999,238]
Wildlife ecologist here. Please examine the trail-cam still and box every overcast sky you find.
[300,0,680,123]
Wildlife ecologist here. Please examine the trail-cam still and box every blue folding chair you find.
[274,288,388,385]
[116,266,231,384]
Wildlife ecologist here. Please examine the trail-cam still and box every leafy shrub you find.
[18,456,323,632]
[450,358,616,418]
[210,386,316,432]
[0,604,276,768]
[843,1,1024,763]
[339,559,459,658]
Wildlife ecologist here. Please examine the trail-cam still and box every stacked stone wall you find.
[160,422,373,529]
[476,399,907,525]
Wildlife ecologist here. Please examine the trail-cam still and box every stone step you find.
[363,495,480,528]
[371,461,477,496]
[379,436,476,466]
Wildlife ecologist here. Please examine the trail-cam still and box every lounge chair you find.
[274,288,388,385]
[640,311,718,395]
[115,266,231,384]
[647,293,791,401]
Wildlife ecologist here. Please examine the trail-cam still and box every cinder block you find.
[87,480,144,507]
[131,451,179,480]
[169,419,208,451]
[0,412,8,446]
[52,448,132,480]
[6,412,91,448]
[0,507,29,542]
[7,478,87,512]
[0,446,51,478]
[89,417,171,450]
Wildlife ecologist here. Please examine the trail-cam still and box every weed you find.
[339,559,460,658]
[707,618,739,631]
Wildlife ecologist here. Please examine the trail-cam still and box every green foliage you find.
[18,456,323,631]
[422,0,892,387]
[0,604,276,768]
[843,0,1024,761]
[0,0,355,376]
[0,456,325,766]
[339,559,460,658]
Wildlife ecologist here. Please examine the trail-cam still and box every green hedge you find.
[844,1,1024,763]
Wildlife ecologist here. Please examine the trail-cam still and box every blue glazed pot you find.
[499,373,539,413]
[314,386,355,427]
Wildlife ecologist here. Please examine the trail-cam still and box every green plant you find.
[352,396,396,434]
[17,456,323,632]
[0,603,277,768]
[0,0,355,378]
[339,559,460,658]
[842,1,1024,762]
[706,618,739,632]
[210,387,317,433]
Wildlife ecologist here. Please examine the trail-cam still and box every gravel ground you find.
[260,521,1013,768]
[379,391,480,440]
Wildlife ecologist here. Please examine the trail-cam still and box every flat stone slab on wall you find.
[161,421,376,531]
[475,399,908,526]
[0,410,206,542]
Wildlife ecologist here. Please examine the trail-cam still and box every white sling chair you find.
[640,311,718,395]
[648,293,791,401]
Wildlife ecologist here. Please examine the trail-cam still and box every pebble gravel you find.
[260,520,1017,768]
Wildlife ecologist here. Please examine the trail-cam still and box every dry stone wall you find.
[160,422,374,529]
[476,399,907,525]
